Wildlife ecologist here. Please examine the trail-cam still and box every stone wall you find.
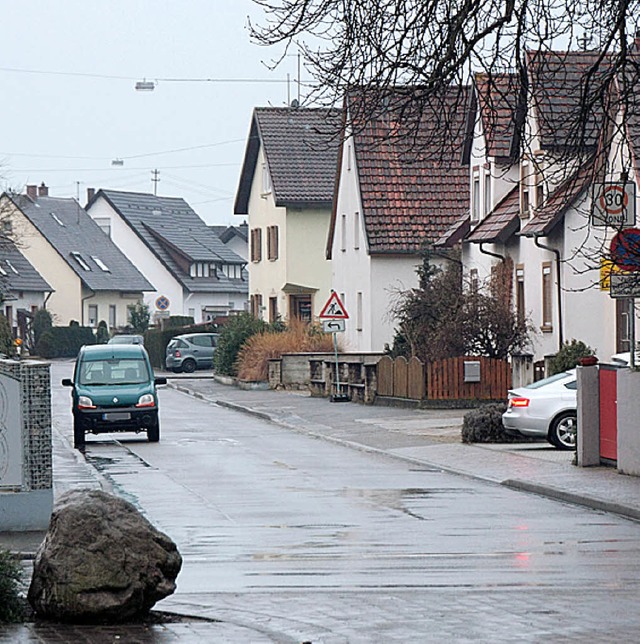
[0,359,52,531]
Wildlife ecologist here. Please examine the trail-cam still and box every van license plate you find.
[103,412,130,421]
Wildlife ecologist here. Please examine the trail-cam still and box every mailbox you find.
[464,360,481,383]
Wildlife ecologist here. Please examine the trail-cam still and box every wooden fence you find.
[376,355,510,401]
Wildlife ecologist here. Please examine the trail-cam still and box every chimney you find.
[26,185,37,200]
[87,187,95,203]
[38,182,48,197]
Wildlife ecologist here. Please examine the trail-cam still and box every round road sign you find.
[155,295,170,311]
[610,228,640,272]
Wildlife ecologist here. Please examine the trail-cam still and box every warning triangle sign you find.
[319,292,349,319]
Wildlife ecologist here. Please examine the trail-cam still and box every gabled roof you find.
[466,186,520,244]
[527,49,612,152]
[218,222,248,244]
[520,156,598,237]
[0,240,52,297]
[474,73,522,160]
[6,193,153,293]
[339,85,472,255]
[234,107,341,214]
[89,190,246,295]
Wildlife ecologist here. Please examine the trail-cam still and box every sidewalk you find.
[169,373,640,523]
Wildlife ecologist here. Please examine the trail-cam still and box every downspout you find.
[81,289,96,327]
[478,243,505,261]
[534,235,563,350]
[43,291,53,309]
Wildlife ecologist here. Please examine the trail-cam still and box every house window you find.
[353,212,360,250]
[250,228,262,262]
[616,298,631,353]
[472,173,480,222]
[269,296,278,323]
[541,262,553,332]
[469,268,479,293]
[250,294,263,319]
[71,252,91,271]
[109,305,116,329]
[88,304,98,327]
[520,160,531,218]
[290,294,312,323]
[484,173,492,215]
[356,292,363,332]
[4,306,12,326]
[534,160,545,207]
[94,217,111,237]
[516,265,525,323]
[2,220,11,235]
[261,162,272,195]
[267,225,279,260]
[341,214,347,251]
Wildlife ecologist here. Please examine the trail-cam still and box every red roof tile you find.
[348,86,471,254]
[466,186,520,243]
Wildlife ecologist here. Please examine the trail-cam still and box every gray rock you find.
[27,489,182,623]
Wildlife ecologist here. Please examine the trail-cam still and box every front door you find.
[290,294,312,323]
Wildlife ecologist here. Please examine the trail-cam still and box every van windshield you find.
[79,358,150,386]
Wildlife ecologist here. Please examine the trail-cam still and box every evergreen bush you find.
[213,313,268,376]
[33,309,52,346]
[0,549,25,622]
[35,324,95,358]
[0,313,14,357]
[461,403,536,443]
[548,339,594,376]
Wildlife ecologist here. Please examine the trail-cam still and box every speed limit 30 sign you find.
[592,182,636,227]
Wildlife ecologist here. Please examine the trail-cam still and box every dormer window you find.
[190,262,212,278]
[71,252,91,271]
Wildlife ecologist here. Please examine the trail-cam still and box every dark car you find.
[165,332,219,373]
[62,344,166,448]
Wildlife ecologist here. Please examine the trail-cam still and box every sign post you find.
[319,292,350,402]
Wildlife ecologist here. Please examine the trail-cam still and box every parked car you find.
[165,332,219,373]
[502,370,577,450]
[62,343,166,448]
[108,334,144,345]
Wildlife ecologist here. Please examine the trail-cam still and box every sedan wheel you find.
[548,412,577,450]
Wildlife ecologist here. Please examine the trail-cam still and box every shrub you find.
[0,313,14,357]
[213,313,268,377]
[34,324,95,358]
[0,549,25,622]
[548,339,594,376]
[461,403,536,444]
[33,309,52,346]
[128,302,150,333]
[235,320,334,381]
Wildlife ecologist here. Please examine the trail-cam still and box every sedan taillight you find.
[509,397,530,408]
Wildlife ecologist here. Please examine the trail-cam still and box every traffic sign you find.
[610,273,640,298]
[592,182,636,227]
[319,292,349,319]
[322,319,345,333]
[610,228,640,272]
[155,295,170,311]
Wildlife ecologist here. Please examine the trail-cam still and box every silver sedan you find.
[502,370,577,450]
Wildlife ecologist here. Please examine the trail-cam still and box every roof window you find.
[71,252,91,271]
[91,256,110,272]
[5,260,18,274]
[0,265,7,276]
[50,212,65,226]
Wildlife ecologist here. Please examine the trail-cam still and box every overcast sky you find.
[0,1,297,225]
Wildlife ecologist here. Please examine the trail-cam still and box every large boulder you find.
[27,489,182,623]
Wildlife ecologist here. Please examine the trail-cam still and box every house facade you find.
[446,49,637,380]
[86,190,247,324]
[328,87,472,352]
[235,107,340,323]
[1,186,153,329]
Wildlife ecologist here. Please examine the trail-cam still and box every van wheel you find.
[73,418,85,450]
[181,358,196,374]
[148,423,160,443]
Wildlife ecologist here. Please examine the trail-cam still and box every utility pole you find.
[151,169,160,196]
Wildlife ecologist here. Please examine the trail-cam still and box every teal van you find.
[62,344,167,449]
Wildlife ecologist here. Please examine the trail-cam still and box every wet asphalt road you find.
[39,362,640,641]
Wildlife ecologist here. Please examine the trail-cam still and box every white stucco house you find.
[1,185,153,329]
[86,189,248,324]
[327,87,472,352]
[234,107,340,323]
[438,48,639,381]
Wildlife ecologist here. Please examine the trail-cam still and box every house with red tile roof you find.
[327,86,472,351]
[235,107,341,323]
[444,47,635,379]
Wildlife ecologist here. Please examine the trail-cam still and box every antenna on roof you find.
[151,169,160,196]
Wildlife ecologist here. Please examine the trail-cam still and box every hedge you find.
[145,322,219,369]
[35,325,95,358]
